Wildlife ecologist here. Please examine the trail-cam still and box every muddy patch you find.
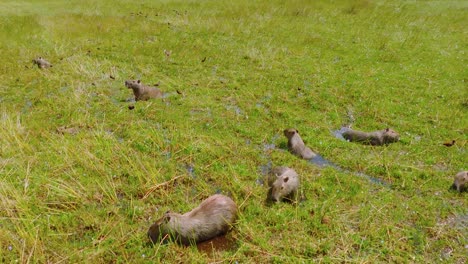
[196,233,238,256]
[56,125,80,135]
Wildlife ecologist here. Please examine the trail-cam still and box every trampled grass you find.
[0,0,466,262]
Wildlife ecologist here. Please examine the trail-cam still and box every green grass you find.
[0,0,467,262]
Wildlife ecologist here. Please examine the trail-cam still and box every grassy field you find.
[0,0,466,262]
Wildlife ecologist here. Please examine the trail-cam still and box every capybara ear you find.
[39,56,42,59]
[137,80,141,84]
[385,128,390,132]
[283,177,289,183]
[295,129,299,134]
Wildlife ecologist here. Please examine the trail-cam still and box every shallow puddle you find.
[309,154,340,168]
[332,127,348,141]
[309,155,390,187]
[185,164,195,178]
[452,213,468,230]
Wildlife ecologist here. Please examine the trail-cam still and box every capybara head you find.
[125,79,142,89]
[383,128,400,143]
[147,211,172,244]
[32,57,42,63]
[270,175,295,202]
[283,128,299,139]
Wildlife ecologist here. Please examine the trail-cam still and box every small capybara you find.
[267,166,300,203]
[148,194,237,245]
[341,127,399,146]
[32,57,52,68]
[125,79,163,101]
[283,128,317,160]
[451,171,467,192]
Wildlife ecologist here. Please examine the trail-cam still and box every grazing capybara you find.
[148,194,237,245]
[267,166,300,203]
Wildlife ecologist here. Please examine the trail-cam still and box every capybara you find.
[341,127,399,146]
[148,194,237,245]
[267,166,300,203]
[125,79,163,101]
[284,128,317,159]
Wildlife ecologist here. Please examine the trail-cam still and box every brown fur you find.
[125,80,163,101]
[283,128,317,159]
[148,194,237,245]
[342,128,399,146]
[452,171,468,192]
[32,57,52,69]
[267,167,300,202]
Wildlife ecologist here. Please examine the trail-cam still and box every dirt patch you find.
[196,233,238,256]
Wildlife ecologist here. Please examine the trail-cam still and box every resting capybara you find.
[341,127,399,146]
[283,128,317,160]
[148,194,237,245]
[32,57,52,68]
[125,79,163,101]
[451,171,467,192]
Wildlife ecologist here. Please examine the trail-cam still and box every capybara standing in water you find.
[267,166,300,203]
[32,57,52,68]
[148,194,237,245]
[451,171,468,192]
[283,128,317,160]
[125,79,163,101]
[341,127,400,146]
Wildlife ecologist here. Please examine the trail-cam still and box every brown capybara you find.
[341,127,399,146]
[451,171,467,192]
[284,128,317,160]
[125,79,163,101]
[148,194,237,245]
[267,166,300,203]
[32,57,52,69]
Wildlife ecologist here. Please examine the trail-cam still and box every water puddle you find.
[256,134,279,186]
[225,105,242,116]
[189,107,212,117]
[309,155,390,187]
[332,127,348,141]
[257,160,272,186]
[329,128,391,187]
[451,213,468,230]
[21,100,33,114]
[185,164,195,178]
[309,155,340,169]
